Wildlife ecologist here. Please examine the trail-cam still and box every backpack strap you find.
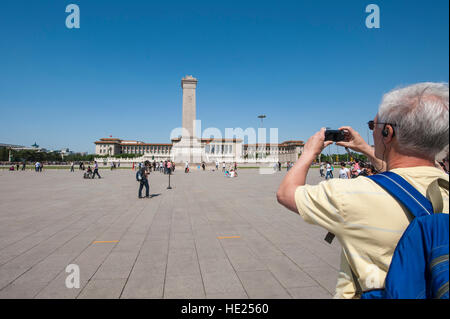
[426,178,449,213]
[367,171,434,218]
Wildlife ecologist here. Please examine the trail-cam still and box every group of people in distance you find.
[273,161,295,172]
[8,162,26,171]
[8,162,44,172]
[319,160,377,180]
[82,161,101,179]
[145,160,175,174]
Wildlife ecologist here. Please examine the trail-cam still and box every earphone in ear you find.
[382,124,389,137]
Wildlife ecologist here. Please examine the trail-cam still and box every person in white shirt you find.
[92,161,101,179]
[339,162,351,179]
[320,163,325,177]
[325,161,333,179]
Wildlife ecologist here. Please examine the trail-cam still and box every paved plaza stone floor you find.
[0,167,341,299]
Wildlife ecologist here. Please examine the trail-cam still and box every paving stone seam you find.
[0,201,139,296]
[228,203,294,299]
[0,188,120,265]
[229,200,333,298]
[161,190,175,299]
[75,200,150,298]
[279,219,341,271]
[28,197,142,297]
[186,190,209,299]
[118,192,164,298]
[30,207,140,298]
[0,188,112,252]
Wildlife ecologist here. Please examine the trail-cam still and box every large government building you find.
[94,76,304,164]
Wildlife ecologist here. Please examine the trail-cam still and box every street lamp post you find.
[167,169,172,189]
[257,115,266,128]
[257,115,266,162]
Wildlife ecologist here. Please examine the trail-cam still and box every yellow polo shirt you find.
[294,166,449,299]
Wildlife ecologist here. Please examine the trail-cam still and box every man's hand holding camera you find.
[302,128,334,159]
[277,126,378,213]
[277,128,333,212]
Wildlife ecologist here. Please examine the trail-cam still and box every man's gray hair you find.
[377,82,449,158]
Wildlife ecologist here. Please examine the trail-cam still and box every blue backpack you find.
[360,171,449,299]
[136,170,143,182]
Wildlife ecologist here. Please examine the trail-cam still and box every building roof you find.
[280,140,305,146]
[123,143,173,146]
[95,141,121,145]
[0,143,25,148]
[244,141,304,147]
[201,138,243,143]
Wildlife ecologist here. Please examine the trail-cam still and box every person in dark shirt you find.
[137,166,150,198]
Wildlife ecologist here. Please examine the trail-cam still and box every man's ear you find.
[383,124,395,143]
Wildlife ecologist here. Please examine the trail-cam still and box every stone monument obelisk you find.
[181,75,197,139]
[172,75,204,163]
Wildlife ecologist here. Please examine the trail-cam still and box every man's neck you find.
[387,152,436,171]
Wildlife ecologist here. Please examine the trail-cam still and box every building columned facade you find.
[94,137,303,164]
[95,138,172,158]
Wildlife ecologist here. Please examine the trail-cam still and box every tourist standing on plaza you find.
[136,165,149,198]
[325,161,333,179]
[215,161,219,171]
[22,161,26,171]
[320,162,325,177]
[35,162,40,172]
[92,161,101,179]
[277,82,449,299]
[167,160,172,174]
[70,162,75,172]
[185,161,189,173]
[16,163,19,171]
[202,162,206,171]
[222,162,226,172]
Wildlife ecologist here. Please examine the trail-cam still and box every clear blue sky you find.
[0,0,448,153]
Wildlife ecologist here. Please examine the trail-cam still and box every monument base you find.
[171,137,205,163]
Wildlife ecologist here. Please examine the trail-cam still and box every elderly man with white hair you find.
[277,82,449,299]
